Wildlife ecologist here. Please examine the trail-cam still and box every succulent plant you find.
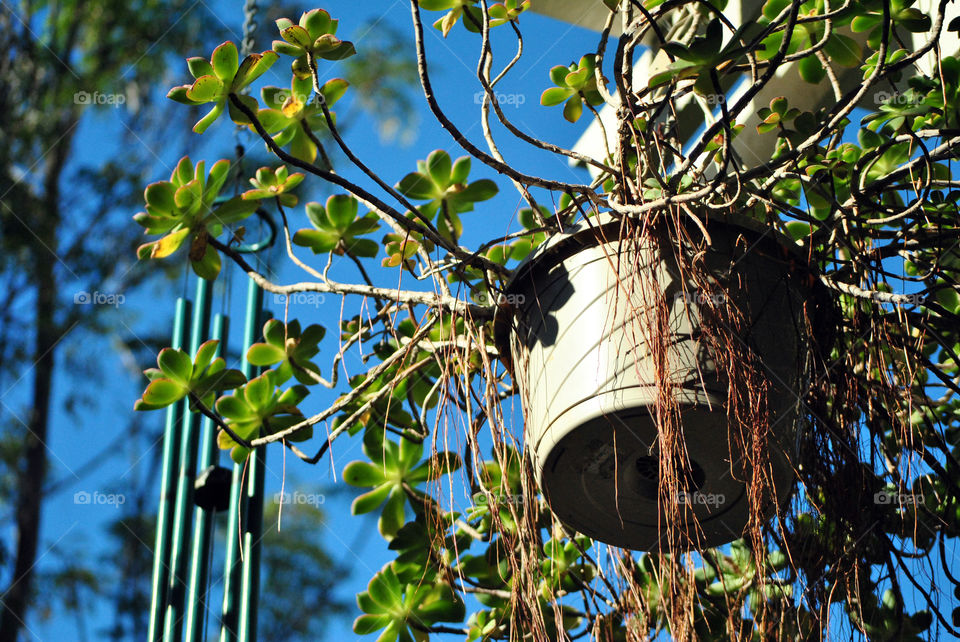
[272,9,356,79]
[540,54,605,123]
[242,165,305,207]
[394,150,498,242]
[246,319,326,385]
[255,74,349,162]
[134,156,268,279]
[418,0,527,36]
[134,339,246,411]
[354,563,466,641]
[215,370,311,462]
[166,41,277,133]
[343,429,461,540]
[293,194,380,258]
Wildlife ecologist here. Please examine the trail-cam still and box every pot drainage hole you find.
[634,455,706,501]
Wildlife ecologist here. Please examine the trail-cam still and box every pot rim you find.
[492,211,833,372]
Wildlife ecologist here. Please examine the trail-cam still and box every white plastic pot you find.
[494,215,823,550]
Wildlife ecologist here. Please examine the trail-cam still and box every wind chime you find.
[146,3,276,638]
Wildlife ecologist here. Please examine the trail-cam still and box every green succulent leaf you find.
[135,340,245,412]
[167,42,276,133]
[211,42,239,81]
[354,564,466,639]
[343,429,461,540]
[293,195,380,257]
[242,165,305,206]
[245,319,325,385]
[272,9,356,78]
[254,75,348,163]
[134,157,263,279]
[215,370,311,462]
[541,54,604,122]
[393,150,498,242]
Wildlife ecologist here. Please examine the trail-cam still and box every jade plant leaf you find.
[388,511,469,582]
[420,0,527,36]
[394,150,498,242]
[272,9,357,80]
[419,0,479,36]
[381,231,430,269]
[354,563,466,640]
[215,370,311,462]
[487,0,530,25]
[540,536,597,592]
[852,0,931,51]
[483,205,548,265]
[540,54,604,123]
[756,96,801,134]
[242,165,305,207]
[255,75,348,162]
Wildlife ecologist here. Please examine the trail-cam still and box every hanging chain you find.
[233,0,278,259]
[236,0,259,174]
[240,0,258,60]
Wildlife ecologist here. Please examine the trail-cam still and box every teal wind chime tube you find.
[221,278,264,642]
[238,438,265,642]
[239,280,265,642]
[163,276,213,641]
[218,464,246,642]
[148,297,192,642]
[184,313,229,642]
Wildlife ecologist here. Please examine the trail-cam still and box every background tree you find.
[0,2,219,637]
[0,0,416,638]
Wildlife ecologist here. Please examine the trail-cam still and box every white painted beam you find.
[533,0,954,177]
[913,0,960,73]
[530,0,623,35]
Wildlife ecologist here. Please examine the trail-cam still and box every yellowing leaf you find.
[151,228,191,258]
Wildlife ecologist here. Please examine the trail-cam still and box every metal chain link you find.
[236,0,278,258]
[240,0,258,59]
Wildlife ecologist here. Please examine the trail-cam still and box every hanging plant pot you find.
[494,214,827,550]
